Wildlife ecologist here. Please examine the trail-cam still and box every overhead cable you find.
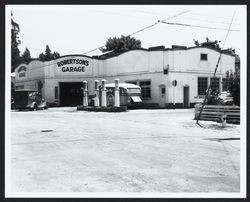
[189,12,239,21]
[161,21,239,32]
[177,16,240,26]
[83,20,162,55]
[196,11,236,127]
[83,10,189,55]
[128,20,161,37]
[161,10,189,23]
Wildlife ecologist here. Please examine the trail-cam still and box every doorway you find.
[159,85,166,107]
[183,86,190,108]
[59,82,83,106]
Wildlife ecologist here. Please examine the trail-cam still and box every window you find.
[106,88,114,94]
[16,85,24,90]
[119,87,127,95]
[200,53,207,61]
[18,66,27,78]
[210,77,220,92]
[161,88,165,94]
[198,77,208,95]
[139,80,151,99]
[126,81,137,85]
[55,86,58,99]
[127,88,141,94]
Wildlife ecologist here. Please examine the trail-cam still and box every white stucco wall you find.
[15,46,236,107]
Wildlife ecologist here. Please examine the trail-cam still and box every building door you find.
[183,86,190,108]
[59,82,83,106]
[159,85,166,107]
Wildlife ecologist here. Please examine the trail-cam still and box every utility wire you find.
[82,20,161,55]
[161,21,239,32]
[83,21,161,54]
[128,20,161,37]
[18,11,190,71]
[83,20,162,54]
[189,12,239,21]
[161,10,189,23]
[177,16,240,26]
[196,11,236,127]
[83,10,189,55]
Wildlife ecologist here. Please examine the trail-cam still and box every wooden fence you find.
[194,104,240,124]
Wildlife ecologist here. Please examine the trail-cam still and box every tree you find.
[44,45,52,61]
[38,45,60,61]
[193,37,221,50]
[21,48,32,64]
[101,35,141,54]
[11,18,22,72]
[39,53,46,61]
[224,69,240,106]
[52,51,60,59]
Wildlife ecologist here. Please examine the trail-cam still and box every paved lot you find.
[10,107,240,193]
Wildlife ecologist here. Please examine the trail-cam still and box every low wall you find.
[194,104,240,124]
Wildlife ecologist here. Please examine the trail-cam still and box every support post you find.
[101,79,107,107]
[94,80,100,107]
[114,79,120,107]
[82,81,88,107]
[221,112,227,128]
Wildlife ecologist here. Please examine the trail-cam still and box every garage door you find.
[59,82,83,106]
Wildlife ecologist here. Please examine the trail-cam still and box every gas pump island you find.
[77,78,127,112]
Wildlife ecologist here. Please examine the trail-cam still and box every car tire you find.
[31,104,38,111]
[44,102,48,109]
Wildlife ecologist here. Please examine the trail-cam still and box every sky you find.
[8,5,246,58]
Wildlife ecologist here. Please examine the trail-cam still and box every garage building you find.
[14,45,236,108]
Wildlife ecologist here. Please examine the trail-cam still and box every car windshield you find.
[28,92,36,97]
[127,88,141,94]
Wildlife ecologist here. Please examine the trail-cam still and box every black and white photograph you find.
[5,4,246,198]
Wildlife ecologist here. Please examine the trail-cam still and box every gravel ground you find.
[9,107,240,194]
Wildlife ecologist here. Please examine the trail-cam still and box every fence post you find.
[221,112,227,128]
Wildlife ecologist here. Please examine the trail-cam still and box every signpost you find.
[172,80,177,109]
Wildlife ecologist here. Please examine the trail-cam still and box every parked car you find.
[14,89,48,111]
[217,91,234,105]
[105,83,142,107]
[11,96,15,109]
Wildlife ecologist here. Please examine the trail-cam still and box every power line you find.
[196,11,236,127]
[128,20,161,37]
[161,21,239,32]
[189,12,239,21]
[82,20,161,55]
[83,10,189,55]
[83,20,162,54]
[82,46,105,55]
[177,16,240,26]
[18,12,237,74]
[161,10,189,22]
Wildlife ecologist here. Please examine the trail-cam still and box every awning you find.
[131,96,142,103]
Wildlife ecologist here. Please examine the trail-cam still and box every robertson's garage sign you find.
[57,58,89,72]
